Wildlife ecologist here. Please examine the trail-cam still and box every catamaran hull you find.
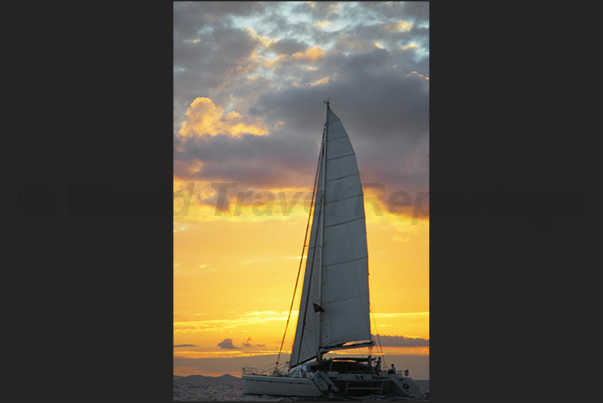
[330,373,421,397]
[384,375,422,397]
[241,373,420,398]
[241,374,323,397]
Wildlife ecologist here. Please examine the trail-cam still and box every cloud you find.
[374,335,429,347]
[400,1,430,22]
[174,2,267,36]
[179,97,269,138]
[174,123,318,188]
[257,44,326,70]
[196,190,231,213]
[356,2,429,24]
[217,338,240,350]
[173,12,265,122]
[291,45,325,62]
[406,71,429,80]
[255,46,428,137]
[240,336,266,348]
[241,336,253,347]
[269,38,308,56]
[314,76,330,85]
[385,20,414,32]
[175,311,291,334]
[174,344,197,347]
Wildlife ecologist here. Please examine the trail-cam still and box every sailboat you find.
[241,101,421,398]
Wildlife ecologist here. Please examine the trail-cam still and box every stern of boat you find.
[385,374,421,398]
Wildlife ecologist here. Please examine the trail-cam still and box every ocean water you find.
[173,375,429,401]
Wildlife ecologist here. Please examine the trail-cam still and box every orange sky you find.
[174,189,429,375]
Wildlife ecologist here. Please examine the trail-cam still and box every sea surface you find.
[173,375,429,401]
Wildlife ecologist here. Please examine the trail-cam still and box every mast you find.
[317,99,329,361]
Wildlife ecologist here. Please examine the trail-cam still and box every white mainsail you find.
[290,103,372,368]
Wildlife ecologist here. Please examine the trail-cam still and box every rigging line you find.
[294,125,327,366]
[372,314,386,368]
[275,137,323,368]
[296,195,322,363]
[368,260,387,367]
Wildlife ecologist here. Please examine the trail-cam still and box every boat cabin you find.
[304,357,379,374]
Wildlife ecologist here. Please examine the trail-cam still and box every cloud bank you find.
[174,1,429,212]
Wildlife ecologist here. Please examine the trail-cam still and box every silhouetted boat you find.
[242,101,421,398]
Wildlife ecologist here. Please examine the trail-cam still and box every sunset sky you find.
[173,1,429,379]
